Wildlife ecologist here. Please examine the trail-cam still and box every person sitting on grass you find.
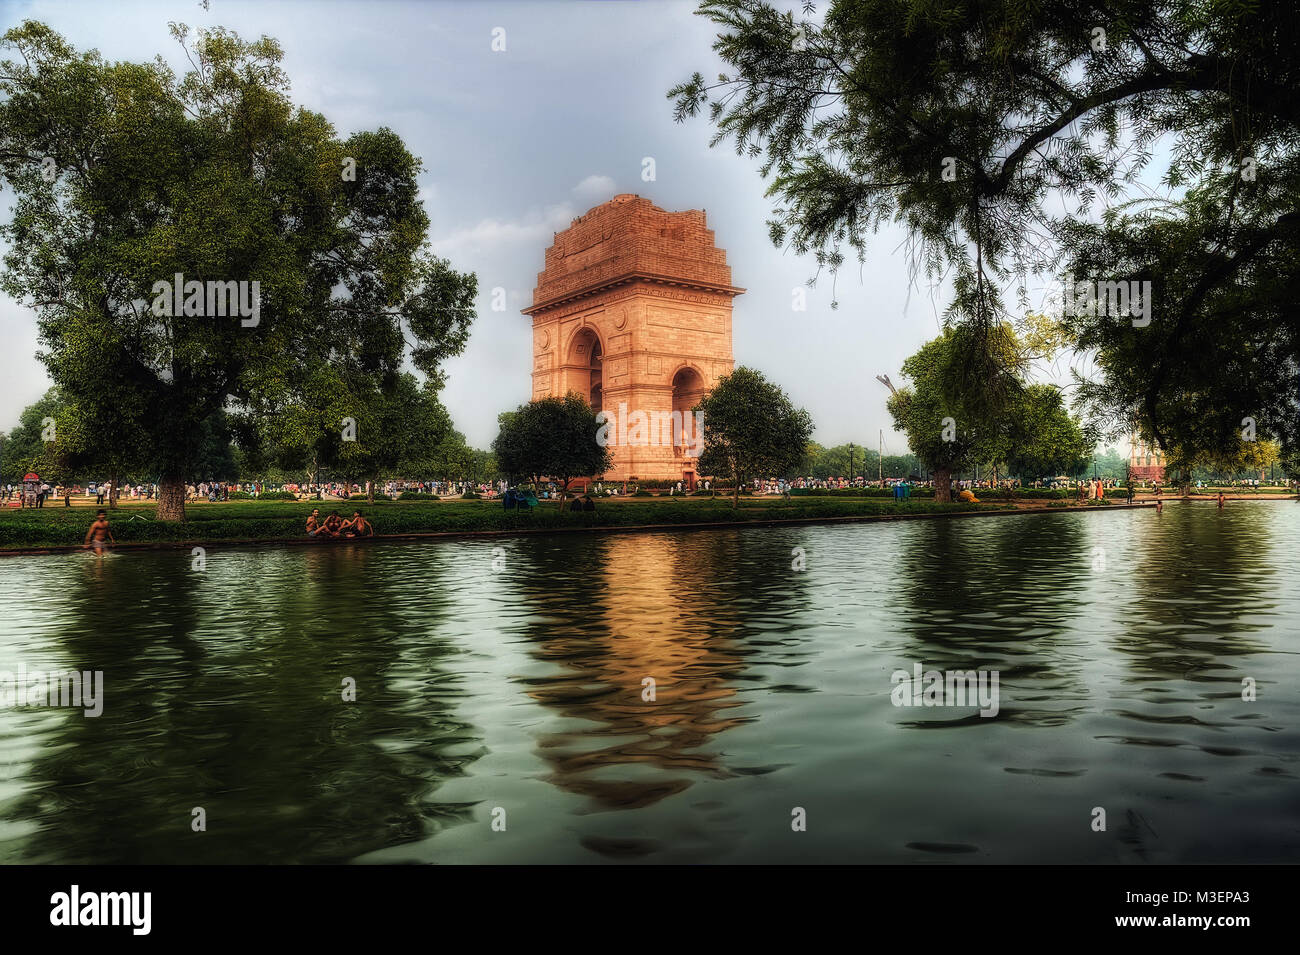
[83,509,115,556]
[306,508,336,538]
[582,494,596,512]
[568,494,584,512]
[341,511,374,537]
[958,487,980,503]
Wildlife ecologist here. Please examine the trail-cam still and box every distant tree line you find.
[1,386,500,492]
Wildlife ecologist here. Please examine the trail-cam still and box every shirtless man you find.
[305,508,335,538]
[341,511,374,538]
[325,512,345,535]
[83,509,115,556]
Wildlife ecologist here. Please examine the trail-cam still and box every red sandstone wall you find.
[524,195,741,481]
[530,195,733,308]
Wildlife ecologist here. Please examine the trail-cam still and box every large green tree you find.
[885,329,987,502]
[672,0,1300,463]
[0,388,62,484]
[1,387,154,504]
[492,394,613,505]
[888,327,1090,495]
[696,365,813,507]
[0,21,475,520]
[999,384,1091,482]
[1092,446,1128,481]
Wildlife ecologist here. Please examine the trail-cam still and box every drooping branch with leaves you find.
[672,0,1300,460]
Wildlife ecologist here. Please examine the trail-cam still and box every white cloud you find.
[572,174,617,204]
[431,203,576,259]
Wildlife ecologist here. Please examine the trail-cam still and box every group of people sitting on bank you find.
[500,487,597,511]
[305,508,373,539]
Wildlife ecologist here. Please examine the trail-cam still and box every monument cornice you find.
[523,272,745,317]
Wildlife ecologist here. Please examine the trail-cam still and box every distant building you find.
[1128,436,1166,482]
[523,195,743,483]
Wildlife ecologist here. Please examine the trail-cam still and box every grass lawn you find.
[0,494,1035,551]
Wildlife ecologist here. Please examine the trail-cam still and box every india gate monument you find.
[523,194,743,484]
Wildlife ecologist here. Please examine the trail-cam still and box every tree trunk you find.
[934,467,953,503]
[732,480,740,509]
[157,476,187,522]
[108,469,119,510]
[367,479,375,505]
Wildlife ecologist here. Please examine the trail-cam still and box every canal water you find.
[0,501,1296,863]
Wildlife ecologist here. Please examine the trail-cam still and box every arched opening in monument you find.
[671,367,706,484]
[569,328,603,413]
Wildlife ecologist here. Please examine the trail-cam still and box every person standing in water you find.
[83,509,115,556]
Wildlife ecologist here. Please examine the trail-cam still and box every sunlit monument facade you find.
[523,195,742,484]
[1128,436,1167,482]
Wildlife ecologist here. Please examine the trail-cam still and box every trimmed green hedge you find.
[789,486,1136,501]
[0,497,1010,549]
[790,487,937,498]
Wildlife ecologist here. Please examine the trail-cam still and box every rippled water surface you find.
[1,502,1297,863]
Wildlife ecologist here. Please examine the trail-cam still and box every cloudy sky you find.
[0,0,1068,455]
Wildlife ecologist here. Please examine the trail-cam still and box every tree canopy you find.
[887,325,1090,497]
[997,384,1091,482]
[492,394,613,501]
[885,328,985,501]
[696,365,813,506]
[672,0,1300,463]
[0,21,476,519]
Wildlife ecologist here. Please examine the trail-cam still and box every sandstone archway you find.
[567,327,603,412]
[671,365,707,462]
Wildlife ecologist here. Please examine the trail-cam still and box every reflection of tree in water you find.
[887,514,1091,727]
[508,528,813,811]
[1117,504,1274,681]
[10,544,481,863]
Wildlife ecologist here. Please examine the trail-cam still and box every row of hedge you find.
[0,497,1006,549]
[787,486,1156,501]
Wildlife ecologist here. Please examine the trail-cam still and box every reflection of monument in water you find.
[523,195,743,484]
[513,532,748,813]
